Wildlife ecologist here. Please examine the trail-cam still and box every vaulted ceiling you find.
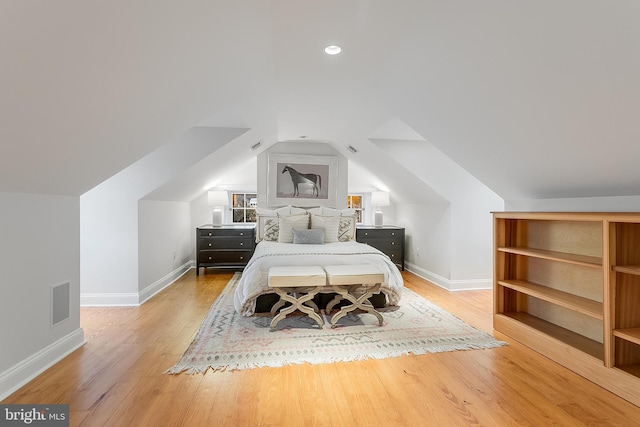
[2,1,640,202]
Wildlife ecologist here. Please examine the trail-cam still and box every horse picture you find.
[268,154,335,206]
[275,162,329,199]
[281,165,322,197]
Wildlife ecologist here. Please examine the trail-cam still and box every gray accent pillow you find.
[292,228,325,244]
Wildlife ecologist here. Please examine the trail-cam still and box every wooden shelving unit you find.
[493,212,640,407]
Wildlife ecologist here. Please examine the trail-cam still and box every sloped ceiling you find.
[3,1,640,201]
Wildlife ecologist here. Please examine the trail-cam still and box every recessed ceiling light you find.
[324,45,342,55]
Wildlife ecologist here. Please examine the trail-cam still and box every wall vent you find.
[51,282,70,326]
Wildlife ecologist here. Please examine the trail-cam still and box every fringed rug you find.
[165,273,507,374]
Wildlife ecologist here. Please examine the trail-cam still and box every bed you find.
[233,205,404,316]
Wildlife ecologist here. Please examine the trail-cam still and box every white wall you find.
[191,192,213,232]
[397,202,451,280]
[138,200,192,302]
[375,139,504,290]
[81,127,242,305]
[0,193,84,400]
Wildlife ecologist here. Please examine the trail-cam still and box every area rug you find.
[165,273,507,374]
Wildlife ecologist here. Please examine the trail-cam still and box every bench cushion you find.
[268,266,326,288]
[323,264,384,286]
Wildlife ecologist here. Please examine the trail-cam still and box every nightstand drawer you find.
[357,229,402,240]
[370,241,402,256]
[199,250,253,264]
[198,229,252,238]
[200,236,253,250]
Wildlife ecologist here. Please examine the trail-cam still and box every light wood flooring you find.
[4,269,640,426]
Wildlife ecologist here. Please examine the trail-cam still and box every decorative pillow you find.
[256,214,275,241]
[278,214,310,243]
[256,206,308,241]
[262,217,279,241]
[292,228,325,244]
[310,214,340,243]
[338,214,356,241]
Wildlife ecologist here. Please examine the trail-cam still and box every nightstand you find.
[356,225,405,270]
[196,224,256,275]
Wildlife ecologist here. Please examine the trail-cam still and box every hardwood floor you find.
[4,269,640,426]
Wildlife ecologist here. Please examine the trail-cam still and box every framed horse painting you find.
[267,154,337,207]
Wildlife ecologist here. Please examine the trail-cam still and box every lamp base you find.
[212,209,222,226]
[374,210,383,227]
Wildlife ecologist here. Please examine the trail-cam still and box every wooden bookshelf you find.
[498,279,603,319]
[494,212,640,407]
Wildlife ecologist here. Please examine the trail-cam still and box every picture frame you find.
[267,154,337,207]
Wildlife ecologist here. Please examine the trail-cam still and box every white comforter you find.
[234,241,404,316]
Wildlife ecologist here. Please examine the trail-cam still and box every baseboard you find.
[139,260,193,304]
[0,328,85,401]
[80,261,194,307]
[80,292,140,307]
[404,262,492,291]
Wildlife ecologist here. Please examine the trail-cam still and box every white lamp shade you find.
[208,190,229,206]
[371,191,390,207]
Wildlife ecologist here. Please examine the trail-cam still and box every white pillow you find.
[319,206,339,216]
[278,214,310,243]
[256,207,277,216]
[310,214,340,243]
[290,206,308,215]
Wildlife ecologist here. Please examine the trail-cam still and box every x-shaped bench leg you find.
[329,283,383,327]
[270,286,323,331]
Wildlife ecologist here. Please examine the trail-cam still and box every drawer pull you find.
[240,256,244,260]
[391,242,395,245]
[391,232,395,235]
[208,232,212,236]
[208,257,212,260]
[240,242,244,246]
[240,232,244,236]
[208,243,212,247]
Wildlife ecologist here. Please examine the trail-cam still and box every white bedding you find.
[234,241,404,316]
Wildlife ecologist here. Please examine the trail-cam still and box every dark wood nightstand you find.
[196,224,256,275]
[356,225,405,270]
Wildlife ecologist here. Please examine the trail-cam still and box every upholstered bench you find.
[323,264,385,327]
[268,266,326,331]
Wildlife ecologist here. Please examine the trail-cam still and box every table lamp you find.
[208,190,229,226]
[371,191,390,227]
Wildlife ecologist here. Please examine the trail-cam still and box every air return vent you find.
[51,282,70,326]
